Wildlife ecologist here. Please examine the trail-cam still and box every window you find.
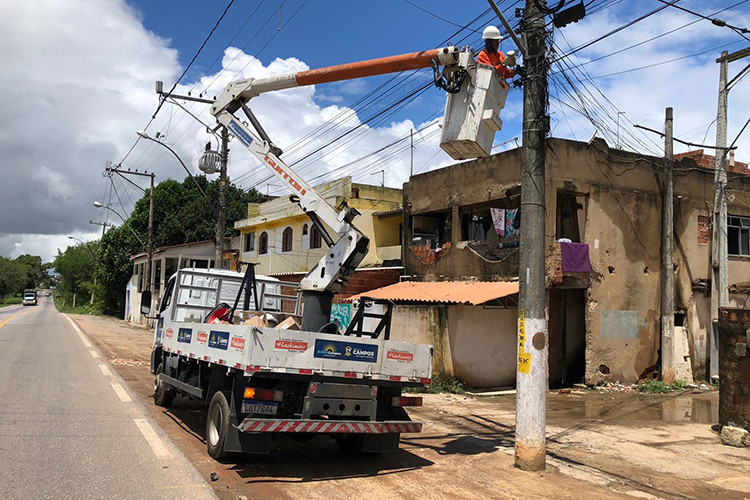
[302,223,308,236]
[310,225,322,249]
[728,215,750,256]
[282,227,293,252]
[259,232,269,255]
[243,232,255,252]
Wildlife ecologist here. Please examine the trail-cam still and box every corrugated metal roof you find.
[347,280,519,305]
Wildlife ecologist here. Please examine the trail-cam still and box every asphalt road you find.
[0,298,216,500]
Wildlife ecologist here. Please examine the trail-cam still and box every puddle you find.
[482,392,719,425]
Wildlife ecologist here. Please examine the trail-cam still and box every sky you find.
[1,0,748,263]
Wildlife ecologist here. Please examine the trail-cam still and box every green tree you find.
[0,257,27,299]
[14,254,48,290]
[53,242,98,306]
[96,175,260,316]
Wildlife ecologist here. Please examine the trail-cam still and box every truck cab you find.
[22,291,37,306]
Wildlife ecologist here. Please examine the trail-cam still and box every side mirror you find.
[141,290,152,315]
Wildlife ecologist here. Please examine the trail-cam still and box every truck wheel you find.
[153,363,175,407]
[207,391,231,460]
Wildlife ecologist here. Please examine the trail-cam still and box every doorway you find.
[548,289,586,388]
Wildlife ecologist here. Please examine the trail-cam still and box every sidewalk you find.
[70,313,750,500]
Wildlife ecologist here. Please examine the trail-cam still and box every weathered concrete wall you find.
[390,305,453,377]
[390,304,517,387]
[718,308,750,431]
[446,305,517,387]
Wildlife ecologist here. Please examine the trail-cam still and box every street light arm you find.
[137,133,209,200]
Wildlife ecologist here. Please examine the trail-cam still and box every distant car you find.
[45,291,51,297]
[22,292,38,306]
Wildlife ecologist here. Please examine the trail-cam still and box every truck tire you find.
[206,391,231,460]
[153,363,175,407]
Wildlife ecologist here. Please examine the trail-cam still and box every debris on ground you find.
[720,426,750,447]
[594,382,639,393]
[108,357,149,366]
[210,472,219,481]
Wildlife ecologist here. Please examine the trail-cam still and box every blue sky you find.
[0,0,748,260]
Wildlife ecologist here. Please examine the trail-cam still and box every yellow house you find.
[235,177,402,274]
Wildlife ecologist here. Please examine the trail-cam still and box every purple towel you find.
[560,242,590,272]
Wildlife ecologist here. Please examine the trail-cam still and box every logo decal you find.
[197,331,208,343]
[314,339,378,363]
[165,328,174,339]
[230,336,246,351]
[275,339,308,351]
[387,350,414,362]
[208,330,230,350]
[227,120,254,147]
[177,328,192,343]
[264,155,307,196]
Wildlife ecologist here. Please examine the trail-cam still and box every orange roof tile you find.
[347,280,519,305]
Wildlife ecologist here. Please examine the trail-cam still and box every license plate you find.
[242,401,278,415]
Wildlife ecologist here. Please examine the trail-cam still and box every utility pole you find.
[89,220,110,238]
[709,48,748,378]
[515,0,549,471]
[661,107,675,384]
[410,129,414,177]
[105,164,155,292]
[214,126,229,269]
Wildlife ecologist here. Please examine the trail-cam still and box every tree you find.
[14,254,47,290]
[53,242,98,306]
[96,175,260,316]
[0,257,27,299]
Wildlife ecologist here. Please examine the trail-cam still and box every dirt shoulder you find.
[70,313,750,500]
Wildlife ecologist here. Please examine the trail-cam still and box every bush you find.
[410,374,466,394]
[671,380,688,391]
[638,380,672,394]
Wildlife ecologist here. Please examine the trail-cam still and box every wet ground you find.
[70,313,750,500]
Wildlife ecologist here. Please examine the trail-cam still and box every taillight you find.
[243,387,283,402]
[392,396,423,407]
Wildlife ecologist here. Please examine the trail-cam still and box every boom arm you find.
[210,47,471,300]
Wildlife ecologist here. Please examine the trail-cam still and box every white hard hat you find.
[482,26,502,40]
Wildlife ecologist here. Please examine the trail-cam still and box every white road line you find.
[89,350,101,359]
[98,364,112,376]
[133,418,171,459]
[110,382,132,402]
[63,315,92,347]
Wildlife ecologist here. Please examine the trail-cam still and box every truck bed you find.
[158,321,433,384]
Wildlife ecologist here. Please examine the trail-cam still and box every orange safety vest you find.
[477,49,515,80]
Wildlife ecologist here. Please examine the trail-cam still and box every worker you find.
[477,26,515,80]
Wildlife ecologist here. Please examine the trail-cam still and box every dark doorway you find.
[548,289,586,388]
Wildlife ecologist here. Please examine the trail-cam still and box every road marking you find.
[63,315,92,347]
[98,364,112,376]
[0,309,32,329]
[133,418,171,459]
[89,350,100,359]
[110,382,132,402]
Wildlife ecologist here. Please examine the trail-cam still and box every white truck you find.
[144,45,507,458]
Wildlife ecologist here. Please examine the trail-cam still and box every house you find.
[127,238,238,324]
[395,137,749,387]
[234,176,405,326]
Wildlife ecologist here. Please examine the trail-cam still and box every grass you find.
[410,374,466,394]
[52,293,99,315]
[0,296,23,306]
[638,379,701,394]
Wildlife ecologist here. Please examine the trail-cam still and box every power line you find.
[654,0,750,41]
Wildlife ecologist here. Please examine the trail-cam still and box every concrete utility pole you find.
[515,0,549,471]
[105,163,155,292]
[89,220,110,238]
[710,51,730,379]
[661,107,675,384]
[214,127,229,269]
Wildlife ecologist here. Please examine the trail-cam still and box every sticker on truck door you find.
[177,328,192,343]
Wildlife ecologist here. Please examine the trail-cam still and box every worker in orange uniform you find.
[477,26,515,80]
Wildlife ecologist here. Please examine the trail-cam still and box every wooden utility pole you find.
[215,127,229,269]
[515,0,549,471]
[661,107,675,384]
